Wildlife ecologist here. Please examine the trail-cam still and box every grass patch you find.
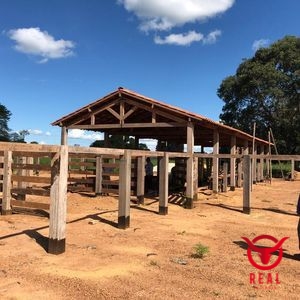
[192,243,209,259]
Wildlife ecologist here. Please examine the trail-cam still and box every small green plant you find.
[192,243,209,259]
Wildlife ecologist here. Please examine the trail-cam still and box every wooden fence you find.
[0,142,299,255]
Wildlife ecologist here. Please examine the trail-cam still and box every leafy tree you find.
[218,36,300,154]
[0,103,11,141]
[10,130,29,143]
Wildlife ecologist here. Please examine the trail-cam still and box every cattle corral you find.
[0,87,300,298]
[1,142,300,254]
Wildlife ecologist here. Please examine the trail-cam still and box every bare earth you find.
[0,179,299,300]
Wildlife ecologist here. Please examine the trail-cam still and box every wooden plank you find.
[243,155,251,214]
[68,177,95,184]
[49,145,68,255]
[11,199,50,210]
[11,188,50,197]
[12,175,51,184]
[159,152,169,215]
[68,170,95,175]
[118,150,131,229]
[0,141,59,153]
[2,150,12,214]
[12,163,51,171]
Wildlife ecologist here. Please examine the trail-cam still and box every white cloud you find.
[203,29,221,44]
[119,0,235,31]
[28,129,43,135]
[252,39,270,51]
[8,27,75,63]
[155,31,203,46]
[68,129,103,141]
[140,138,157,151]
[154,30,221,46]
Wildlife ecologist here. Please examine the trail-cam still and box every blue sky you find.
[0,0,299,147]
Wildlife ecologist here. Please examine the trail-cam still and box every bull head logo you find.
[242,235,289,270]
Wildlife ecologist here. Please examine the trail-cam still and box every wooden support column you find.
[134,137,139,150]
[252,143,257,184]
[118,150,131,229]
[2,150,12,215]
[137,156,145,205]
[159,152,169,215]
[95,155,103,195]
[230,136,236,191]
[49,145,69,254]
[237,159,242,188]
[104,132,109,147]
[291,159,295,181]
[213,129,219,193]
[61,126,68,145]
[243,140,249,155]
[186,122,194,208]
[222,162,228,192]
[16,156,26,200]
[193,156,198,199]
[243,155,251,214]
[259,145,264,182]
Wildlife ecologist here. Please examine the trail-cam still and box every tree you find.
[90,134,149,150]
[0,103,11,141]
[218,36,300,154]
[10,130,29,143]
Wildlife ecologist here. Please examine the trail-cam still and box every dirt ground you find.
[0,179,299,300]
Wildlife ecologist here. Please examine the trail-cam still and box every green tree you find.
[10,130,29,143]
[0,103,12,141]
[90,135,149,150]
[218,36,300,154]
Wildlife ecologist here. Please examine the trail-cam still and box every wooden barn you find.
[52,87,271,203]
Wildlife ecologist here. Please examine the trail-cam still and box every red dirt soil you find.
[0,179,299,299]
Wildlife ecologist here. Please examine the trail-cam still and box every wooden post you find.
[291,159,295,181]
[193,156,198,199]
[118,150,131,229]
[16,156,26,200]
[243,140,249,155]
[186,122,194,208]
[2,150,12,215]
[268,131,272,183]
[61,126,68,145]
[243,155,251,214]
[213,129,219,193]
[230,136,236,191]
[95,155,103,195]
[252,143,257,184]
[260,146,264,181]
[159,152,169,214]
[237,159,242,188]
[137,156,145,205]
[49,145,69,254]
[222,162,228,192]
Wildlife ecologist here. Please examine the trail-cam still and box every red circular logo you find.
[242,235,289,271]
